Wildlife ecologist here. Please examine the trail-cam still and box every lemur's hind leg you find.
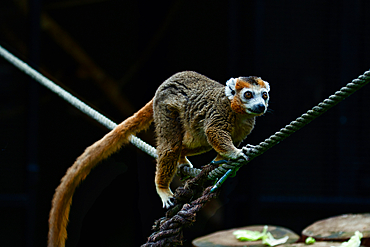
[154,108,183,208]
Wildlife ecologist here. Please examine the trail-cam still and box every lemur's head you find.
[225,76,270,116]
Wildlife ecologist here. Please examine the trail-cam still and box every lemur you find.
[48,71,270,247]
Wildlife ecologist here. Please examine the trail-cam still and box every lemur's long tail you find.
[48,99,154,247]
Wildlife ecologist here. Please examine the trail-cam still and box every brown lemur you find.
[48,71,270,247]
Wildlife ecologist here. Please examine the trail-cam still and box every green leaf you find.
[233,225,268,241]
[233,226,289,246]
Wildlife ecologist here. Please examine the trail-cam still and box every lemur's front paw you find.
[156,187,174,209]
[225,149,249,178]
[242,145,258,156]
[244,144,257,149]
[235,148,249,162]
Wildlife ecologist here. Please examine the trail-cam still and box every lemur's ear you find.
[264,80,270,92]
[225,78,237,100]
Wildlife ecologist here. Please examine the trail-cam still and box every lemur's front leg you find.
[205,127,248,161]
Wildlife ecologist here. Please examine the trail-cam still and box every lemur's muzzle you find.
[250,104,266,114]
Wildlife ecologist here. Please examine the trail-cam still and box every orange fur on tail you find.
[48,99,154,247]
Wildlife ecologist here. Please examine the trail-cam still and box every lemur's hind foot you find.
[156,187,174,208]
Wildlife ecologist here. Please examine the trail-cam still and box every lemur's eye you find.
[262,92,268,100]
[244,91,253,99]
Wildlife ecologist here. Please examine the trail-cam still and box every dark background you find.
[1,0,370,246]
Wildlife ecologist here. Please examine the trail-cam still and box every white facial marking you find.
[225,78,237,100]
[263,80,270,92]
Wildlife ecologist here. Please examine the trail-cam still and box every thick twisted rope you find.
[0,45,158,158]
[142,164,219,247]
[143,187,218,247]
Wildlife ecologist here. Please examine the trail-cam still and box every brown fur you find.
[256,78,266,87]
[48,71,267,247]
[235,78,251,90]
[231,96,247,114]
